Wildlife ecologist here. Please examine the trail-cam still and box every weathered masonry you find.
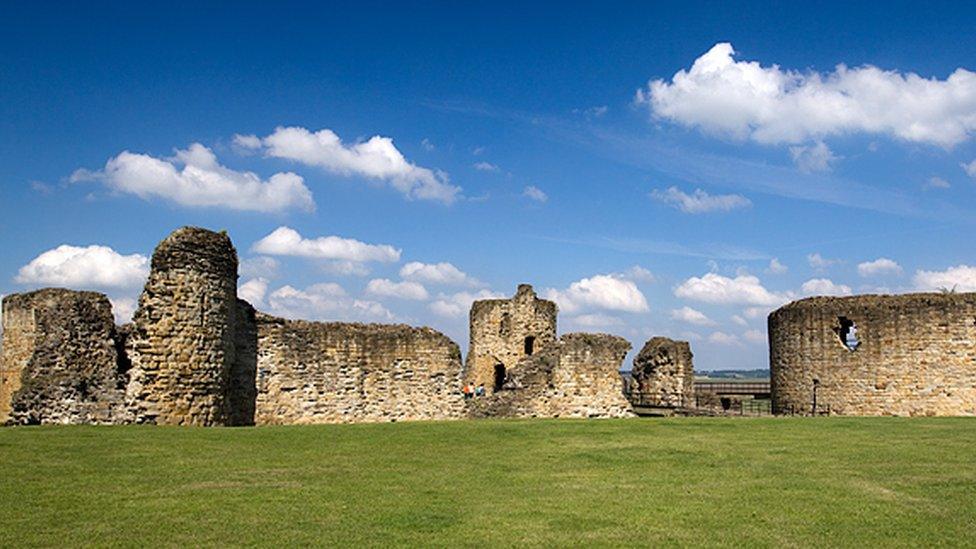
[769,294,976,416]
[629,337,695,408]
[1,226,638,425]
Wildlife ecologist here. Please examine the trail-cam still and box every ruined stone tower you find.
[124,227,244,425]
[465,284,557,393]
[630,337,695,408]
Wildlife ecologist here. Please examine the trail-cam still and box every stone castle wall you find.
[124,227,245,426]
[769,293,976,416]
[630,337,694,407]
[468,333,633,418]
[465,284,557,393]
[253,314,465,424]
[0,289,129,424]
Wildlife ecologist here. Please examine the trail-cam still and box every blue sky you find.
[3,1,976,369]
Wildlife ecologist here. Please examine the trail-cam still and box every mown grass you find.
[1,418,975,547]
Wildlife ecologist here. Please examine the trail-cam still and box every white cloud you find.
[767,258,788,275]
[857,258,903,277]
[620,265,656,283]
[743,329,766,344]
[16,245,149,289]
[807,253,840,271]
[399,261,482,287]
[914,265,976,292]
[801,278,852,296]
[429,289,506,318]
[238,277,269,308]
[71,143,314,213]
[252,226,400,263]
[670,306,717,326]
[708,331,742,346]
[674,272,787,306]
[731,314,748,326]
[567,313,623,327]
[421,138,435,151]
[267,283,393,322]
[925,176,951,189]
[789,141,837,172]
[108,296,138,324]
[365,278,429,301]
[963,160,976,178]
[235,126,460,204]
[240,256,280,279]
[638,42,976,147]
[473,162,499,172]
[322,260,371,277]
[523,186,548,203]
[650,186,751,213]
[545,275,650,313]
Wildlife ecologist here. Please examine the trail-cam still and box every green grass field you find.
[2,418,975,547]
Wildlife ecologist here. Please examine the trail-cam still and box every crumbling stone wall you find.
[125,227,245,426]
[469,333,633,419]
[0,289,129,424]
[254,314,466,424]
[465,284,557,393]
[769,293,976,416]
[630,337,694,407]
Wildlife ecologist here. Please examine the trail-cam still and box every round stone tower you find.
[464,284,557,394]
[125,227,240,425]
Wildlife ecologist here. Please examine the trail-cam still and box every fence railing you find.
[625,390,830,417]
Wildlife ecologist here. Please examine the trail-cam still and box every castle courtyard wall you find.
[769,293,976,416]
[253,314,466,424]
[630,337,695,407]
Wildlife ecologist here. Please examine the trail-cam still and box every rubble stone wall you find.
[124,227,242,426]
[468,333,633,419]
[0,289,128,424]
[465,284,557,393]
[630,337,695,407]
[769,293,976,416]
[254,314,466,424]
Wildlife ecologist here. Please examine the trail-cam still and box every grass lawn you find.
[1,418,975,547]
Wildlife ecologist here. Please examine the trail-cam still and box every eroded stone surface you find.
[0,289,129,424]
[630,337,694,408]
[769,294,976,416]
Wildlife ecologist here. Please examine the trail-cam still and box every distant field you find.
[1,418,974,547]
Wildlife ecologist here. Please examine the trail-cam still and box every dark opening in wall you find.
[493,364,506,392]
[837,316,860,351]
[524,336,535,356]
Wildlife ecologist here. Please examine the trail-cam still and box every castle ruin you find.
[0,226,640,425]
[769,294,976,416]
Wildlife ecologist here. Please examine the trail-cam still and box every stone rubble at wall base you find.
[0,226,646,426]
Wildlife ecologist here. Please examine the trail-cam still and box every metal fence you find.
[625,390,830,417]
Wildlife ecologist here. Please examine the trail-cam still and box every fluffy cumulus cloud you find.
[252,227,400,263]
[650,186,751,214]
[365,278,429,301]
[801,278,852,296]
[674,273,787,306]
[240,256,280,279]
[429,290,506,318]
[399,261,482,287]
[109,297,138,324]
[71,143,314,213]
[238,277,269,308]
[567,313,624,328]
[639,42,976,147]
[620,265,656,283]
[670,306,717,326]
[857,257,903,277]
[523,186,548,203]
[16,245,149,288]
[266,283,393,322]
[544,275,649,314]
[789,141,837,172]
[235,127,460,204]
[914,265,976,292]
[708,331,741,346]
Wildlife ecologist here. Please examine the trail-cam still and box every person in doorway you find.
[476,384,485,397]
[462,384,472,399]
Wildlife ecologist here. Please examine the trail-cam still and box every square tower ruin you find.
[464,284,557,394]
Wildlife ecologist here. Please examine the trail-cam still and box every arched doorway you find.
[493,363,506,392]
